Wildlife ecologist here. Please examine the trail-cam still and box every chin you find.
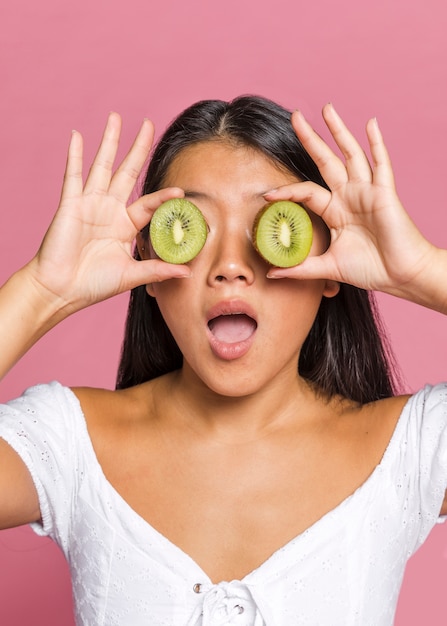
[197,370,269,400]
[208,385,258,399]
[183,353,293,400]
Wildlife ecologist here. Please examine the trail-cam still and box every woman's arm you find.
[0,113,191,528]
[265,105,447,315]
[0,113,190,382]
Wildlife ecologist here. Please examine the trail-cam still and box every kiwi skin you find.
[149,198,208,264]
[252,201,313,267]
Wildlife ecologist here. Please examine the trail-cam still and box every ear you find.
[135,233,156,297]
[322,280,340,298]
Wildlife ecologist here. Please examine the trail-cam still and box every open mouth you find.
[207,313,258,345]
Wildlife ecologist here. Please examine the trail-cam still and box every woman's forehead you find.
[163,140,300,189]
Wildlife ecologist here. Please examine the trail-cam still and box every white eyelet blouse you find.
[1,382,447,625]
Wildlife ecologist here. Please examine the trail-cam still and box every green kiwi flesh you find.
[253,201,313,267]
[149,198,208,264]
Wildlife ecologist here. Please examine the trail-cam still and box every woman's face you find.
[145,140,337,398]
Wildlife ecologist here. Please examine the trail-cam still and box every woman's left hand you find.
[265,104,442,306]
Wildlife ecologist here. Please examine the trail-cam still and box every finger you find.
[291,109,348,187]
[124,258,191,289]
[321,104,373,182]
[83,112,122,194]
[60,130,84,202]
[109,118,155,203]
[266,252,338,282]
[366,118,396,188]
[126,186,185,231]
[264,181,332,220]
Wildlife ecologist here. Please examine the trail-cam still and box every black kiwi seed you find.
[149,198,208,264]
[252,201,313,267]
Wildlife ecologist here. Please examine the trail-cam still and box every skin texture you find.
[0,106,447,583]
[143,141,339,399]
[73,384,409,582]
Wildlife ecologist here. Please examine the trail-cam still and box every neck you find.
[161,364,315,441]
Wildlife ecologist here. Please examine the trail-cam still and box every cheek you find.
[151,281,195,342]
[274,280,326,333]
[151,281,180,315]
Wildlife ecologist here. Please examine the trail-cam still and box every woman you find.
[0,96,446,625]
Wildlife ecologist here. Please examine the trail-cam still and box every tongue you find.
[208,314,257,344]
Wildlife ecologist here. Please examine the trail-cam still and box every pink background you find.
[0,0,446,623]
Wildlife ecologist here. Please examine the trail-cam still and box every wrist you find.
[393,246,447,315]
[2,263,72,334]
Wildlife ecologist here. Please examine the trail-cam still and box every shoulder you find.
[70,380,161,458]
[71,381,155,425]
[333,393,411,456]
[0,381,84,438]
[359,393,412,432]
[361,383,447,423]
[350,388,447,462]
[369,385,447,495]
[3,380,75,411]
[377,384,447,439]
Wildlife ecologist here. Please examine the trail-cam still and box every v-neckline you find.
[66,386,411,586]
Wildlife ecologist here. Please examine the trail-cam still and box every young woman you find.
[0,96,446,625]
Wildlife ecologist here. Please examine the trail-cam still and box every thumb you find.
[266,254,337,282]
[124,259,191,290]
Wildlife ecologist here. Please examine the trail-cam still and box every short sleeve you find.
[403,383,447,550]
[0,382,85,551]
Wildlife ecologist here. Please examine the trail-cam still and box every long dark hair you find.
[116,96,400,403]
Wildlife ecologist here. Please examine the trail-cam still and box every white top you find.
[1,382,447,626]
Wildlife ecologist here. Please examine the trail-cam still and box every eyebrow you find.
[183,191,210,200]
[183,189,275,201]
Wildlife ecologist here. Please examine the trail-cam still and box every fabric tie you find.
[187,580,266,625]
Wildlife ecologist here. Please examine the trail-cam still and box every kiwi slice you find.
[149,198,208,264]
[253,201,313,267]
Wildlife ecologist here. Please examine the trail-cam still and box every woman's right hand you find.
[26,112,190,317]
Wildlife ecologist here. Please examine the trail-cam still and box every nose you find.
[207,226,256,286]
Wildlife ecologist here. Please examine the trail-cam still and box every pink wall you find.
[1,0,446,623]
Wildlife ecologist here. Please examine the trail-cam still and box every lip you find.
[206,299,258,361]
